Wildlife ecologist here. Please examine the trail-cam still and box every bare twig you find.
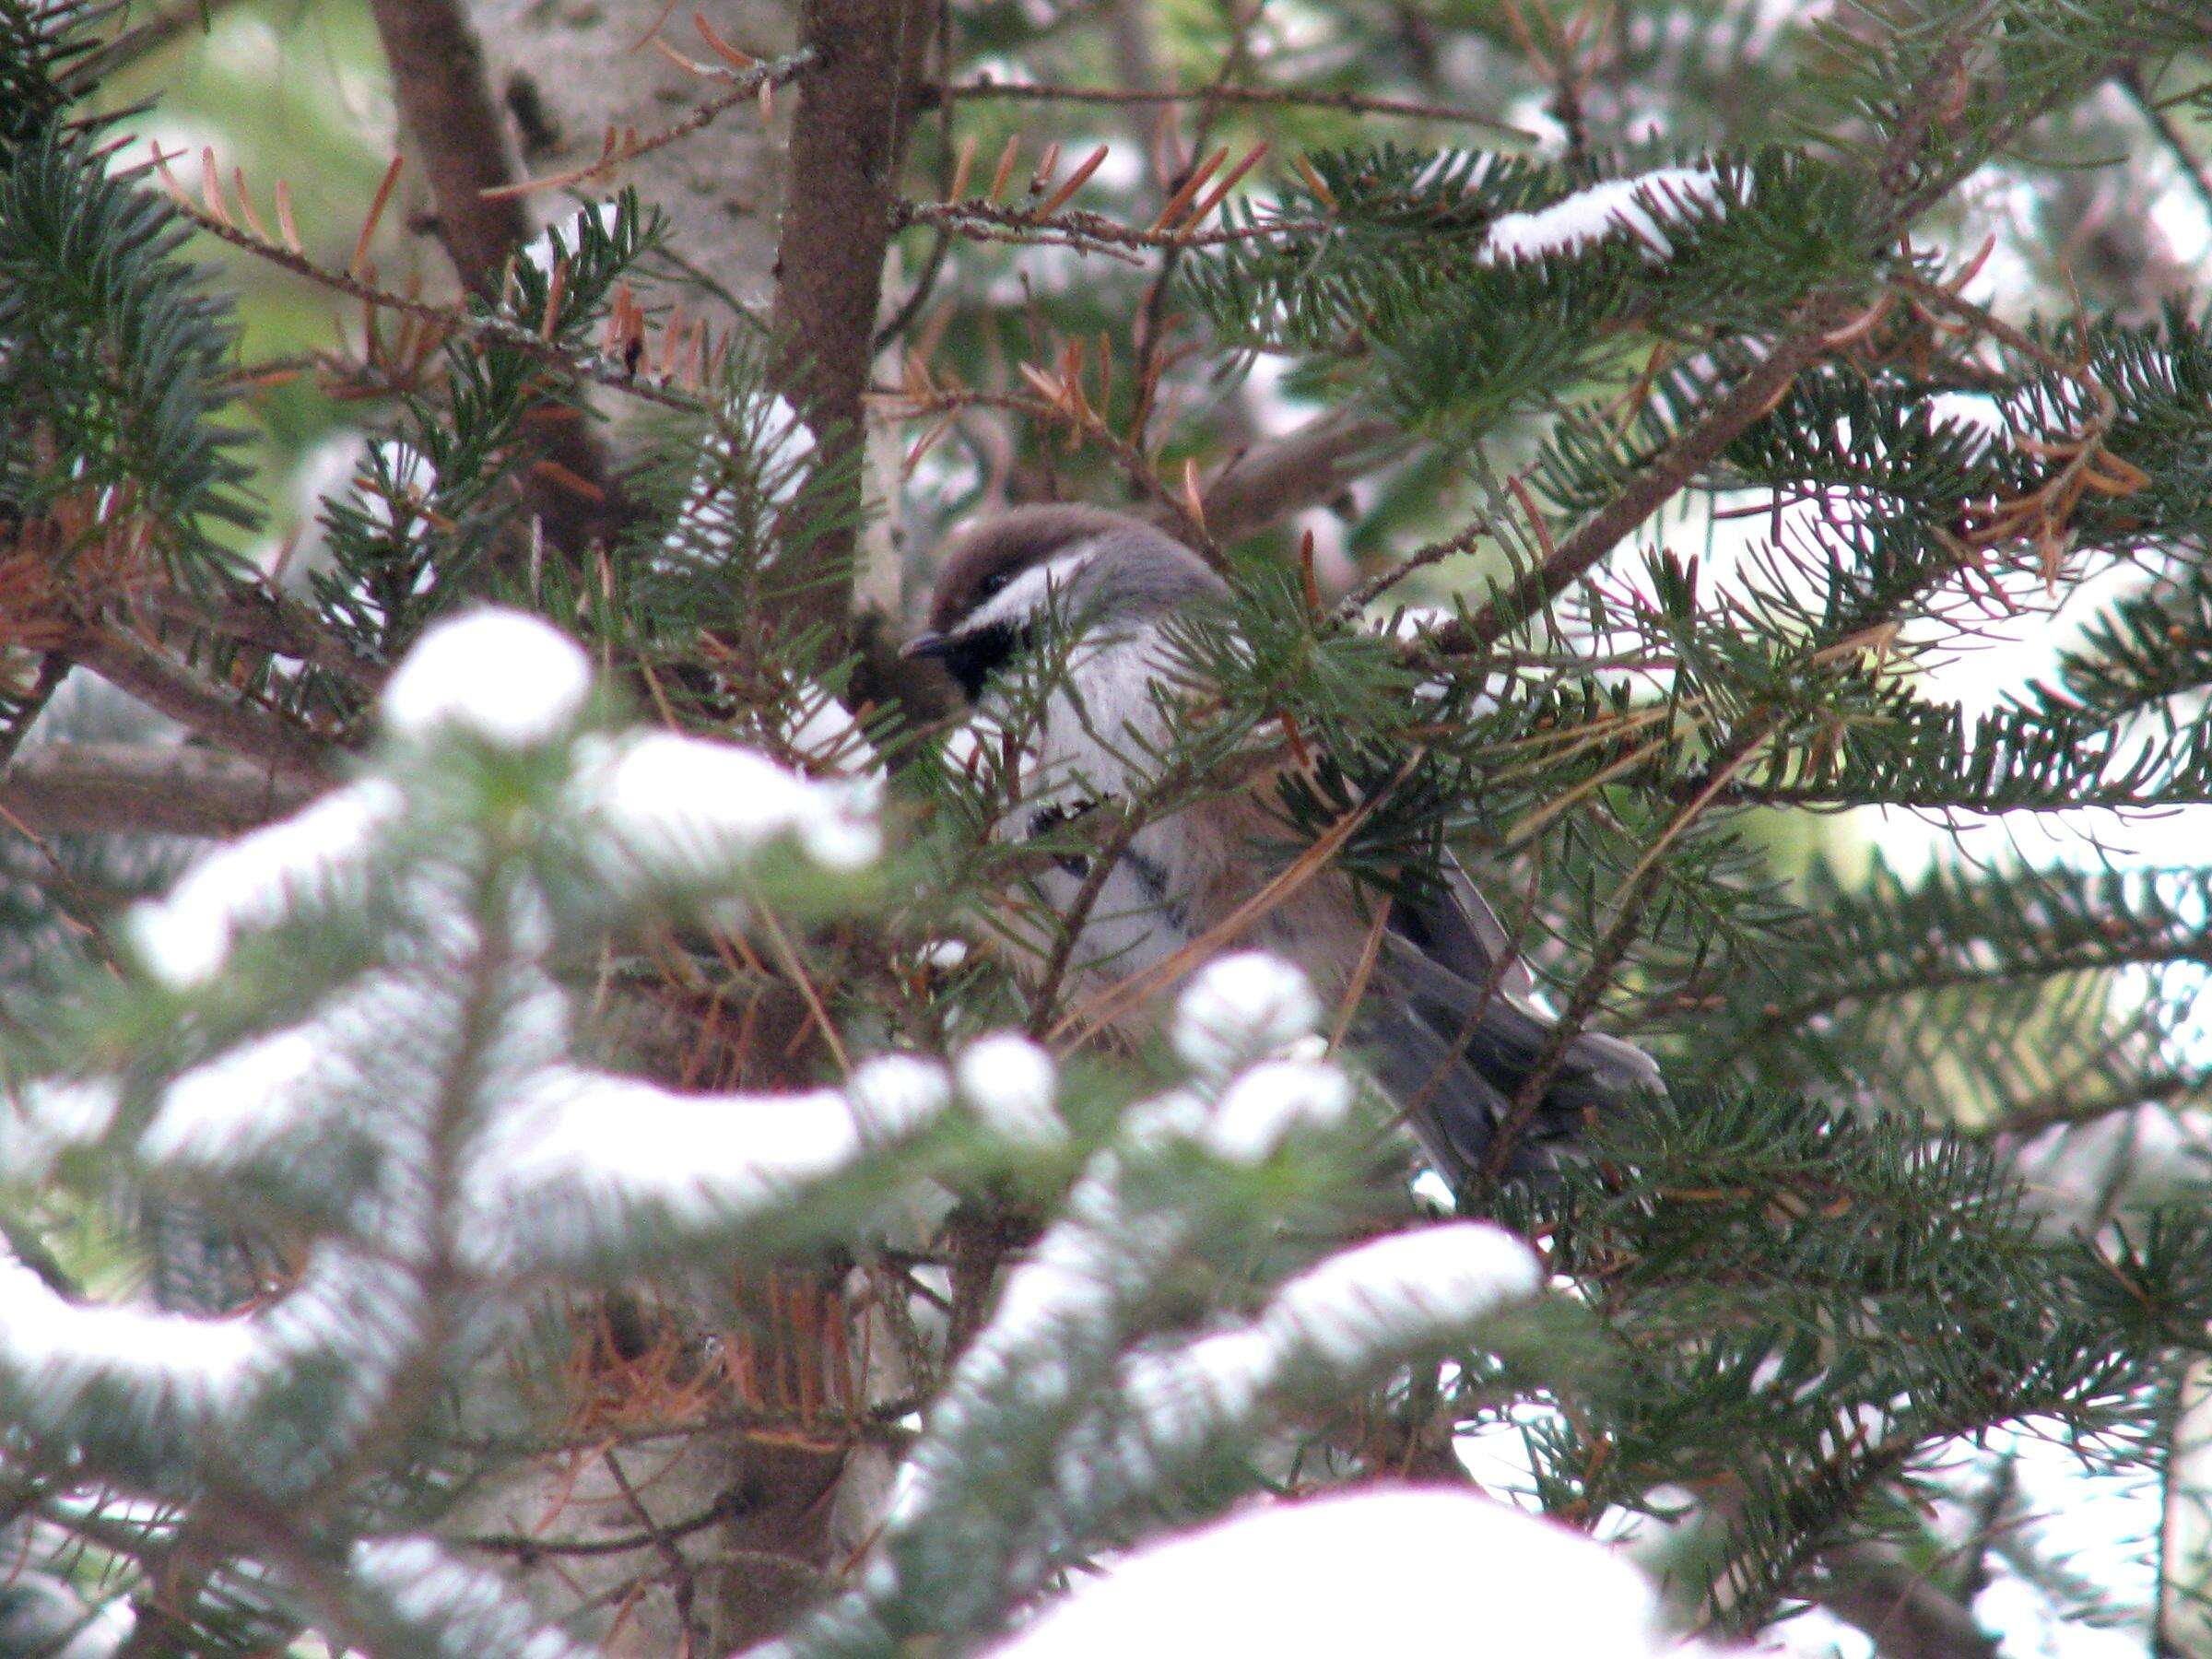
[601,1448,704,1653]
[873,0,960,356]
[485,51,818,201]
[459,1490,741,1559]
[1331,513,1493,621]
[155,190,704,414]
[155,586,391,694]
[898,197,1309,255]
[0,741,317,838]
[932,76,1536,139]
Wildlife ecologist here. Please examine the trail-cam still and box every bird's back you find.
[1023,735,1658,1185]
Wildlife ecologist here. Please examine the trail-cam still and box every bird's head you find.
[904,504,1225,701]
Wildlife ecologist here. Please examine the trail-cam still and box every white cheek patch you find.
[961,543,1100,636]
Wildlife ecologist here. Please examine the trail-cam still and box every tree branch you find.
[770,0,935,651]
[1189,408,1403,543]
[159,191,703,416]
[365,0,530,298]
[1430,7,2039,659]
[488,51,818,201]
[156,587,391,694]
[364,0,625,562]
[1430,324,1835,655]
[65,632,335,786]
[929,76,1536,139]
[0,741,316,838]
[1819,1542,1999,1659]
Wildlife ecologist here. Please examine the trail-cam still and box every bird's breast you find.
[984,631,1367,1024]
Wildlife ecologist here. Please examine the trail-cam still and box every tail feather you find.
[1347,864,1662,1188]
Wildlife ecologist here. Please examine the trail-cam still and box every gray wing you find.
[1350,853,1661,1187]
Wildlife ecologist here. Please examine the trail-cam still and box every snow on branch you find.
[345,1536,600,1659]
[2,607,967,1502]
[1264,1221,1541,1365]
[572,726,880,890]
[1480,165,1735,264]
[956,1032,1064,1147]
[465,1056,957,1278]
[127,779,401,988]
[380,606,595,748]
[0,1243,423,1500]
[1043,1223,1540,1547]
[780,955,1518,1653]
[989,1486,1705,1659]
[1171,950,1323,1079]
[123,608,881,992]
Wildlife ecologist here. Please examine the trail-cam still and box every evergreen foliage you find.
[4,0,2212,1653]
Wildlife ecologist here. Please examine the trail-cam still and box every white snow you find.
[1171,953,1322,1080]
[988,1485,1702,1658]
[0,1078,119,1184]
[575,728,881,880]
[464,1058,949,1271]
[1131,1328,1274,1432]
[477,1071,863,1220]
[360,440,439,558]
[140,1027,324,1170]
[1925,391,2009,442]
[981,1204,1130,1348]
[348,1536,598,1659]
[847,1054,956,1143]
[0,1254,259,1410]
[1200,1060,1351,1163]
[957,1034,1064,1146]
[521,202,626,277]
[782,683,882,780]
[1076,1227,1538,1500]
[660,391,815,564]
[1265,1223,1542,1367]
[1481,166,1730,265]
[127,779,401,988]
[380,608,594,747]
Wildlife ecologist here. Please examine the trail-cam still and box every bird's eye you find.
[975,571,1012,602]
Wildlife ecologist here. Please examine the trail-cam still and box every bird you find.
[904,502,1659,1186]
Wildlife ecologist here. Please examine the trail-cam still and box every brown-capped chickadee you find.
[905,504,1659,1185]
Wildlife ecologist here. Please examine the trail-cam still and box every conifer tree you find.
[3,1,2212,1654]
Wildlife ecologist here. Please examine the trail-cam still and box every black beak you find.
[901,629,950,662]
